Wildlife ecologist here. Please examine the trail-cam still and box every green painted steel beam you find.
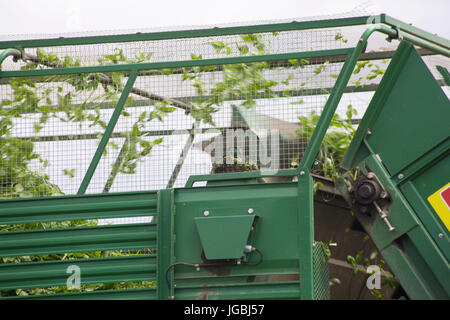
[0,223,156,258]
[0,47,436,86]
[0,48,353,78]
[297,168,315,300]
[157,189,175,300]
[77,69,138,194]
[0,255,156,291]
[381,14,450,50]
[2,287,157,300]
[0,16,375,50]
[380,243,434,300]
[184,168,298,187]
[397,32,450,57]
[0,191,157,225]
[174,281,300,300]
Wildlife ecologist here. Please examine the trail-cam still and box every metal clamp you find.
[373,201,395,232]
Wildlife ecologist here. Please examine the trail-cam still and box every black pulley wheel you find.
[354,179,381,205]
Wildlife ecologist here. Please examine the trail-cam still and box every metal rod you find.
[0,48,354,78]
[297,168,314,299]
[0,48,21,70]
[395,31,450,57]
[373,201,395,232]
[381,14,450,50]
[1,47,435,85]
[77,69,138,194]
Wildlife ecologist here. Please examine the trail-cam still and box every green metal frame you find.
[1,15,448,196]
[338,41,449,299]
[0,14,449,300]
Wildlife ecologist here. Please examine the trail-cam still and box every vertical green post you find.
[77,69,138,194]
[297,168,314,300]
[157,189,175,300]
[295,24,399,299]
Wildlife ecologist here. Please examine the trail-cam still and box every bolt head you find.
[397,173,404,179]
[203,210,210,217]
[438,233,444,238]
[300,170,305,176]
[248,208,254,214]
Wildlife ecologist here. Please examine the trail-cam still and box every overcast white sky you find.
[0,0,448,39]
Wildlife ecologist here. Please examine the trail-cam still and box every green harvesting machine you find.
[0,12,448,300]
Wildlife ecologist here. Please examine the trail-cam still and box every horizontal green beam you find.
[381,14,450,50]
[0,254,156,291]
[0,16,374,50]
[0,191,157,225]
[0,48,354,78]
[0,223,156,258]
[2,287,157,300]
[0,47,437,86]
[184,168,298,187]
[174,281,300,300]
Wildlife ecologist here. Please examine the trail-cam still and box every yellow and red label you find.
[428,182,450,232]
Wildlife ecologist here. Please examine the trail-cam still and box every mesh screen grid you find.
[1,28,349,203]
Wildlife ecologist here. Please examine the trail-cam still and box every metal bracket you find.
[373,201,396,232]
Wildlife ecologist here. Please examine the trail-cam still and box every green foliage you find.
[352,60,386,87]
[182,33,311,126]
[345,241,397,300]
[334,33,348,44]
[0,132,62,199]
[293,104,357,181]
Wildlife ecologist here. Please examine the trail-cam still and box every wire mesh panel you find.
[0,28,350,198]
